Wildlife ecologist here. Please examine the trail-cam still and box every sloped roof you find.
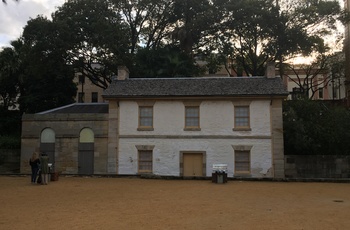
[102,77,288,98]
[37,103,108,114]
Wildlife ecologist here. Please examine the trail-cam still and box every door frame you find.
[180,151,206,177]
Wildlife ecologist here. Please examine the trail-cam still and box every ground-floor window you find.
[138,150,153,173]
[235,150,250,174]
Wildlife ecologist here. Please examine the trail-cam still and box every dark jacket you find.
[29,158,40,169]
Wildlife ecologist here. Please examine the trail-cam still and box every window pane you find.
[235,151,250,172]
[185,107,199,127]
[139,151,152,172]
[140,107,153,127]
[235,106,249,127]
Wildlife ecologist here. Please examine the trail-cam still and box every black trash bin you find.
[212,164,228,184]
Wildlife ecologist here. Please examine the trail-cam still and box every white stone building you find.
[102,69,288,178]
[21,67,288,178]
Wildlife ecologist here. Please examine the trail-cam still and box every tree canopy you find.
[0,0,345,113]
[283,99,350,155]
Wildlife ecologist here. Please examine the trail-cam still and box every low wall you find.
[0,149,20,174]
[285,155,350,178]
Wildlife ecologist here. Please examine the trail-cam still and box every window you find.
[234,106,250,130]
[138,106,153,130]
[78,75,85,84]
[78,92,84,103]
[185,106,200,129]
[138,150,152,173]
[318,88,323,99]
[91,92,98,103]
[235,150,250,174]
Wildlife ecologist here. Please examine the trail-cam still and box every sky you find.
[0,0,65,49]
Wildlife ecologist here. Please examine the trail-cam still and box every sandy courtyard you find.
[0,176,349,230]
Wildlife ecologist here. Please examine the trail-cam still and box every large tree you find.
[214,0,342,77]
[0,46,20,110]
[52,0,130,89]
[17,16,77,113]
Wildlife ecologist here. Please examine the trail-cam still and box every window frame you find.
[138,106,154,131]
[91,92,98,103]
[138,150,153,173]
[78,92,84,103]
[233,105,251,131]
[234,150,251,175]
[184,106,200,130]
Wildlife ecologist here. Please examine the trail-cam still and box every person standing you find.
[40,153,49,185]
[29,152,40,184]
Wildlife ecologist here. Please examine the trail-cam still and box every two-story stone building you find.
[21,67,288,178]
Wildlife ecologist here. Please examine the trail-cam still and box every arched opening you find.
[40,128,56,170]
[78,128,94,175]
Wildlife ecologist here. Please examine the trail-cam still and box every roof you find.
[102,77,288,99]
[37,103,109,114]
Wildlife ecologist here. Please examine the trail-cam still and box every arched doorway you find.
[40,128,55,169]
[78,128,94,174]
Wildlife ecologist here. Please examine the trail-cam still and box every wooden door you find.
[183,153,203,177]
[78,143,94,175]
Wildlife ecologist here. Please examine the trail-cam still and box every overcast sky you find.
[0,0,65,49]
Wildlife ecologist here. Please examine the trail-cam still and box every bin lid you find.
[212,164,227,171]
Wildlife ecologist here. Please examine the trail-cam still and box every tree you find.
[216,0,342,77]
[283,100,350,155]
[132,46,204,77]
[285,53,345,99]
[17,17,77,113]
[53,0,130,89]
[0,46,20,110]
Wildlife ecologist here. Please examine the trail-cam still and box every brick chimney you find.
[265,62,275,78]
[117,66,129,80]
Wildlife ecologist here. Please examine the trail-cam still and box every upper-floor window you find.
[185,106,200,130]
[318,88,323,99]
[138,106,153,130]
[91,92,98,103]
[78,75,85,84]
[78,92,84,103]
[234,105,250,130]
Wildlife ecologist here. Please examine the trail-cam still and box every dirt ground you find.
[0,176,349,230]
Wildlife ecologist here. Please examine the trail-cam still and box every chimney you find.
[265,62,275,78]
[117,66,129,80]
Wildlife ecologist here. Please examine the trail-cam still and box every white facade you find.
[117,99,274,178]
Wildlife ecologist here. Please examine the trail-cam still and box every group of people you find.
[29,151,50,185]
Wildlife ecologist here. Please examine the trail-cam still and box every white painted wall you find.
[119,100,271,136]
[118,99,273,178]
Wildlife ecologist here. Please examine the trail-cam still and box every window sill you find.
[137,127,154,131]
[184,127,201,131]
[234,172,251,177]
[232,128,251,131]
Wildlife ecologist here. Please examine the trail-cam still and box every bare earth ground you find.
[0,176,349,230]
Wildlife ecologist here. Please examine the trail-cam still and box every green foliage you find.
[0,47,20,110]
[283,100,350,155]
[0,108,21,149]
[132,46,204,77]
[0,135,20,149]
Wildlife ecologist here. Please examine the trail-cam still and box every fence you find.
[285,155,350,178]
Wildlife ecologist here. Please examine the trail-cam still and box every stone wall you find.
[285,155,350,178]
[21,113,109,174]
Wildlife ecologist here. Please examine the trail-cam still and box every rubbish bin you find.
[212,164,228,184]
